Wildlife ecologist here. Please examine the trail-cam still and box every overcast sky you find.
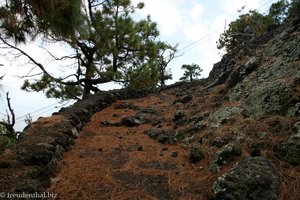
[132,0,278,78]
[0,0,279,131]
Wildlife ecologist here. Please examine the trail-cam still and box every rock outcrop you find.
[212,157,280,200]
[275,121,300,165]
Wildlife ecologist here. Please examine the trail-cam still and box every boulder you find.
[211,137,228,148]
[189,147,205,163]
[117,116,143,127]
[173,94,193,104]
[209,106,245,128]
[114,102,140,110]
[108,108,162,127]
[227,56,261,88]
[245,81,293,116]
[137,107,158,115]
[207,54,236,87]
[144,129,177,144]
[173,111,186,125]
[212,157,280,200]
[209,144,241,172]
[274,131,300,165]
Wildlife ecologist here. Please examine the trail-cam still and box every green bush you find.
[125,63,159,91]
[217,0,290,51]
[0,135,16,149]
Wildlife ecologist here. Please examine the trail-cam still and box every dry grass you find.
[273,157,300,200]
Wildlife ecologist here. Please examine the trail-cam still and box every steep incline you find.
[48,89,216,199]
[48,21,300,199]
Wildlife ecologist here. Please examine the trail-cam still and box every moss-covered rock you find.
[274,132,300,165]
[212,157,280,200]
[209,106,246,128]
[209,144,242,172]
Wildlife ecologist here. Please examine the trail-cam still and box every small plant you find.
[24,114,33,125]
[0,134,16,149]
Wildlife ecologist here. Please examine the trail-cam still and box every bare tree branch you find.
[0,92,16,138]
[90,0,108,8]
[37,45,78,61]
[6,92,15,127]
[0,36,81,86]
[17,66,42,78]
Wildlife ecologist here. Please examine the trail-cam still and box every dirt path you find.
[48,91,214,200]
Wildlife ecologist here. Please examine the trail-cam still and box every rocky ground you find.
[1,17,300,200]
[47,80,299,199]
[48,89,215,199]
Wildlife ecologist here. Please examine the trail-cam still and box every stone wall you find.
[0,89,151,194]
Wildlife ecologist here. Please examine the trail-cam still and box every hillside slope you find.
[48,21,300,199]
[0,20,300,200]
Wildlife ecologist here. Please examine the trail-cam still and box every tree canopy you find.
[217,0,291,51]
[180,63,203,82]
[0,0,177,100]
[287,0,300,21]
[0,0,84,42]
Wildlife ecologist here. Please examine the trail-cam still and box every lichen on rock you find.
[212,157,280,200]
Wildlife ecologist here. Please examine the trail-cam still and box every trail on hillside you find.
[48,89,216,200]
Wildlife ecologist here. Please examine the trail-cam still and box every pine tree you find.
[0,0,174,99]
[180,64,203,82]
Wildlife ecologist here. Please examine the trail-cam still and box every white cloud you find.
[133,0,209,39]
[190,4,204,20]
[182,22,208,42]
[181,3,208,41]
[220,0,261,15]
[133,0,184,36]
[135,1,269,79]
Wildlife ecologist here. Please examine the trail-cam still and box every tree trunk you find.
[82,63,94,99]
[160,67,165,86]
[82,80,92,99]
